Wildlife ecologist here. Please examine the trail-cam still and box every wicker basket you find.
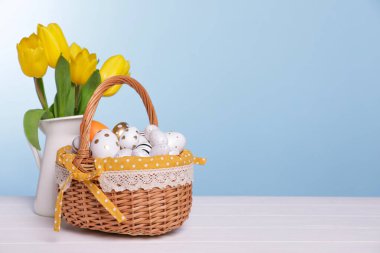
[54,75,205,236]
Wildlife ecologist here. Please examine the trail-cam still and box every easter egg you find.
[132,148,150,157]
[135,136,152,154]
[168,148,180,156]
[119,126,140,149]
[149,129,168,146]
[71,135,81,153]
[90,129,120,158]
[114,148,133,158]
[112,122,129,139]
[166,132,186,152]
[144,124,159,141]
[150,144,170,156]
[87,120,108,141]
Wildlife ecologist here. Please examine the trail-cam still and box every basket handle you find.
[75,75,158,164]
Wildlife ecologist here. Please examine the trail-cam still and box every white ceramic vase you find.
[28,115,83,217]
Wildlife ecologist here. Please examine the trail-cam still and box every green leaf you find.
[23,109,46,150]
[48,103,55,118]
[55,56,72,117]
[41,110,54,120]
[78,70,101,114]
[53,95,58,117]
[65,84,75,116]
[34,78,49,110]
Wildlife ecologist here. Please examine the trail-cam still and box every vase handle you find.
[28,142,42,170]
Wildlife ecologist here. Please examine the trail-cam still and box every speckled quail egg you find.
[150,144,170,156]
[90,129,120,158]
[149,129,168,146]
[144,124,159,141]
[168,148,180,156]
[166,132,186,152]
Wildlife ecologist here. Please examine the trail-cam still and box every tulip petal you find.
[47,23,70,61]
[100,55,130,97]
[37,24,61,68]
[16,33,48,78]
[103,84,122,97]
[69,42,82,61]
[80,58,97,85]
[70,48,98,85]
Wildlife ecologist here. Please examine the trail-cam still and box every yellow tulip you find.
[69,42,82,61]
[70,48,97,85]
[16,33,48,78]
[100,55,130,97]
[37,23,70,68]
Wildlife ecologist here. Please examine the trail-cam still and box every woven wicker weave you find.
[62,181,192,235]
[60,75,193,236]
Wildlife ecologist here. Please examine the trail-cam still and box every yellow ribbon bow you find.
[54,158,126,232]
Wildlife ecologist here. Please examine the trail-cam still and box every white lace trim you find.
[55,164,71,191]
[55,164,193,192]
[99,166,193,192]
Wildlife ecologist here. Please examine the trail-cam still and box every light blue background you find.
[1,0,380,196]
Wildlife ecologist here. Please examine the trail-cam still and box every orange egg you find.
[87,120,109,141]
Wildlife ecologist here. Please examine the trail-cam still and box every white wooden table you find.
[0,196,379,253]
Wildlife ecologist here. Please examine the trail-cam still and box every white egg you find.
[132,148,150,157]
[119,126,140,149]
[72,135,81,153]
[166,132,186,152]
[135,136,152,154]
[169,148,180,156]
[114,148,133,158]
[137,136,149,146]
[149,129,168,146]
[150,144,170,156]
[144,125,159,141]
[90,129,120,158]
[128,126,140,134]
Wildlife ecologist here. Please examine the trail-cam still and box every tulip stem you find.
[74,84,81,115]
[34,78,48,111]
